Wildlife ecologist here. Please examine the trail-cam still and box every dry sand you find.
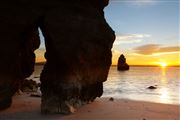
[0,93,179,120]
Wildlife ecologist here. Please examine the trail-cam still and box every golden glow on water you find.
[159,67,170,103]
[159,88,170,103]
[161,67,167,80]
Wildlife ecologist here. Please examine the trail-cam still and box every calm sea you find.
[31,65,180,105]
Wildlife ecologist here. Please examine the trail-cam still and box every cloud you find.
[129,0,156,5]
[113,33,151,45]
[134,44,180,55]
[111,0,157,5]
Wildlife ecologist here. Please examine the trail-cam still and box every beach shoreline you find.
[0,93,179,120]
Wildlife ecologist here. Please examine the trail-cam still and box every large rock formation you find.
[0,0,115,113]
[117,54,129,71]
[0,28,40,110]
[20,29,40,79]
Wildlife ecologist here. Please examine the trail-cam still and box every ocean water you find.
[32,65,180,105]
[103,66,180,105]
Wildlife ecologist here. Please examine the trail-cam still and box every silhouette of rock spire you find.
[117,54,129,71]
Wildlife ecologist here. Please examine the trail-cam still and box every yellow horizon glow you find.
[35,49,46,63]
[111,51,180,66]
[158,62,168,68]
[34,48,180,66]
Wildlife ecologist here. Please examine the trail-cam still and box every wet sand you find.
[0,94,179,120]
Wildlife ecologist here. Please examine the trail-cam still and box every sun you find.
[159,62,168,68]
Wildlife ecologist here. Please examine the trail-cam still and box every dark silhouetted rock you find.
[109,97,114,101]
[0,0,115,113]
[20,29,40,78]
[40,1,115,114]
[117,54,129,71]
[0,28,40,110]
[30,93,41,97]
[147,86,157,89]
[20,79,39,92]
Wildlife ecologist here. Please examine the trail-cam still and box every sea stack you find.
[117,54,129,71]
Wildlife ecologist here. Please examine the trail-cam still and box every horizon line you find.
[35,62,180,67]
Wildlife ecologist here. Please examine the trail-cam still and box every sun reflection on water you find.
[159,67,171,104]
[161,67,167,84]
[159,88,170,103]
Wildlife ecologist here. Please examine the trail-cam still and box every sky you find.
[36,0,180,66]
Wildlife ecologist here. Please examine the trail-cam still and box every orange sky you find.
[35,48,180,66]
[112,50,180,66]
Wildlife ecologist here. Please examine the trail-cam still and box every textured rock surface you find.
[40,1,115,114]
[20,29,40,78]
[0,28,40,110]
[20,79,39,92]
[117,54,129,71]
[0,0,115,113]
[0,3,40,110]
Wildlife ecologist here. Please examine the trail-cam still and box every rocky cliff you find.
[0,0,115,113]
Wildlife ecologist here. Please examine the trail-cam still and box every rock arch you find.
[0,0,115,114]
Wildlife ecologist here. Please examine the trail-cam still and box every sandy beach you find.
[0,93,179,120]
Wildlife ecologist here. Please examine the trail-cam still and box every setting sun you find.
[159,62,168,68]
